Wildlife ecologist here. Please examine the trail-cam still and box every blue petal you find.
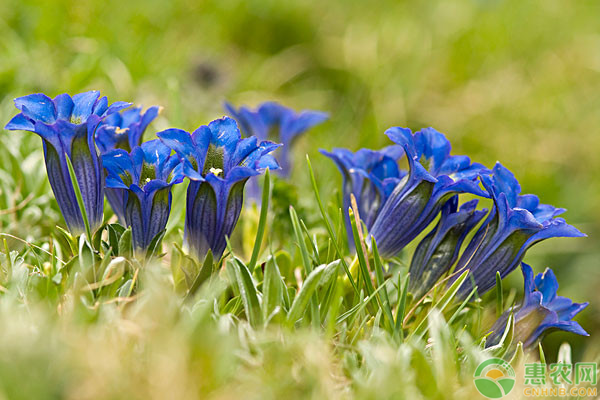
[71,91,101,122]
[14,93,57,124]
[534,268,559,304]
[140,139,172,169]
[93,96,108,116]
[53,94,75,120]
[105,101,132,116]
[207,116,242,155]
[5,113,35,131]
[158,128,206,171]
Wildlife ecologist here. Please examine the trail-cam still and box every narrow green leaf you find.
[289,206,319,325]
[230,258,263,327]
[262,256,283,321]
[306,156,359,295]
[371,238,394,334]
[248,169,270,274]
[348,207,375,301]
[287,263,327,325]
[410,269,471,339]
[118,227,132,258]
[394,273,410,339]
[538,342,546,365]
[184,250,213,301]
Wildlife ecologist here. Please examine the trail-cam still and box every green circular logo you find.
[473,358,516,399]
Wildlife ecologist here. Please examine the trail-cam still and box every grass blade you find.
[248,169,270,274]
[306,155,359,295]
[289,206,320,325]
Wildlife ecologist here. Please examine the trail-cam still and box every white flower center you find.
[209,167,223,176]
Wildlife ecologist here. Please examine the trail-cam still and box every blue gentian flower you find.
[369,127,490,257]
[320,146,404,249]
[95,105,161,223]
[486,263,588,348]
[5,91,130,234]
[454,163,586,297]
[224,101,328,176]
[102,140,184,253]
[157,116,280,261]
[408,196,487,298]
[96,106,161,153]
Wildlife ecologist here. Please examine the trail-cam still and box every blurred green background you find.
[0,0,598,358]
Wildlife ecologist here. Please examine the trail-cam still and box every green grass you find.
[0,0,598,398]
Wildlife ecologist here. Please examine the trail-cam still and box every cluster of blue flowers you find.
[5,90,587,347]
[5,90,326,259]
[323,126,588,347]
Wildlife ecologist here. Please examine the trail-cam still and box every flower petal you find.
[14,93,57,124]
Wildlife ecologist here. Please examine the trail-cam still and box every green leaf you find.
[230,258,262,328]
[145,229,166,260]
[118,227,132,258]
[184,250,213,301]
[289,206,319,326]
[371,238,394,334]
[262,256,283,322]
[287,263,327,326]
[394,273,410,340]
[410,269,471,340]
[248,169,270,274]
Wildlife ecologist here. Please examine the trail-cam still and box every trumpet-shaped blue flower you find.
[369,127,489,257]
[102,140,184,253]
[224,101,327,176]
[454,163,585,297]
[486,263,588,348]
[96,106,161,153]
[158,117,280,260]
[320,146,404,249]
[5,91,130,234]
[409,196,487,298]
[95,105,161,223]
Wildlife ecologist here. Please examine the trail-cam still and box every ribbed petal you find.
[42,139,85,234]
[69,123,104,231]
[185,181,217,260]
[106,187,126,224]
[409,198,487,298]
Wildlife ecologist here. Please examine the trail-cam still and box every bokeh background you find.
[1,0,598,360]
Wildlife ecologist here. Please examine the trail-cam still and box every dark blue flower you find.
[320,146,404,249]
[102,140,184,253]
[96,106,161,153]
[454,163,586,297]
[5,91,130,234]
[369,127,490,257]
[486,263,588,348]
[95,105,161,223]
[158,116,280,260]
[224,101,327,177]
[408,196,487,298]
